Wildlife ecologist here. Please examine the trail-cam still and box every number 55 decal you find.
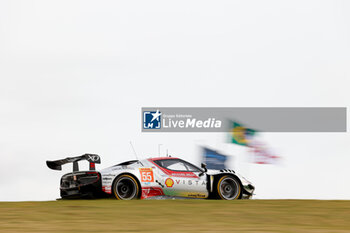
[139,168,154,182]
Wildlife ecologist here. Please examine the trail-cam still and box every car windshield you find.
[154,159,201,172]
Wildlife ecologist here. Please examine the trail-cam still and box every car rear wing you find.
[46,154,101,172]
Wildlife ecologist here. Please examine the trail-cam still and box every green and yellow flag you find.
[229,122,256,146]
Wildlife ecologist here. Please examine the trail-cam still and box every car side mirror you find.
[201,163,207,172]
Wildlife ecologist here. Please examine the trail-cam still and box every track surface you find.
[1,199,350,232]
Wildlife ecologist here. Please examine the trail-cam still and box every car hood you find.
[206,169,253,186]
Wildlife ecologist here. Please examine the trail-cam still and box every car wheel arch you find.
[211,173,243,199]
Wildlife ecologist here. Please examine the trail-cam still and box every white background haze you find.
[0,0,349,201]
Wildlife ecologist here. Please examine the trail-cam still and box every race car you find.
[47,154,255,200]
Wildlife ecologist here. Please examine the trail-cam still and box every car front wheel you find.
[216,175,241,200]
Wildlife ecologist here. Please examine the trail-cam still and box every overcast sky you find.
[0,0,349,201]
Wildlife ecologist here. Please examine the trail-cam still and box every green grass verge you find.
[1,199,350,232]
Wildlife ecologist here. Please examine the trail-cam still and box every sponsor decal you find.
[103,174,115,176]
[188,193,206,198]
[175,179,207,186]
[165,172,198,178]
[165,178,174,187]
[139,168,154,182]
[87,154,100,162]
[112,167,134,170]
[143,110,162,129]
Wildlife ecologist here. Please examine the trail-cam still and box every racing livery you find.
[47,154,255,200]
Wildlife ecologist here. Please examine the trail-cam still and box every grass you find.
[0,199,350,232]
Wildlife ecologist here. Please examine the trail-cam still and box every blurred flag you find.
[249,141,280,164]
[202,147,228,170]
[229,121,256,146]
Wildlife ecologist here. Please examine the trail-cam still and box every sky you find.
[0,0,349,201]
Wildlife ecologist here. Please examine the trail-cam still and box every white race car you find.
[47,154,254,200]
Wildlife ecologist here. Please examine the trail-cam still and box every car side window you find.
[167,161,187,171]
[154,159,201,172]
[182,161,201,172]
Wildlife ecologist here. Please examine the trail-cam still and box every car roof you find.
[148,157,179,161]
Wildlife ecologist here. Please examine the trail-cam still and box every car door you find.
[151,158,208,198]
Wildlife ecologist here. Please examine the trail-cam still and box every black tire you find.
[113,174,140,200]
[216,175,241,200]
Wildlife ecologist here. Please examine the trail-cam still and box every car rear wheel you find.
[216,175,241,200]
[113,174,139,200]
